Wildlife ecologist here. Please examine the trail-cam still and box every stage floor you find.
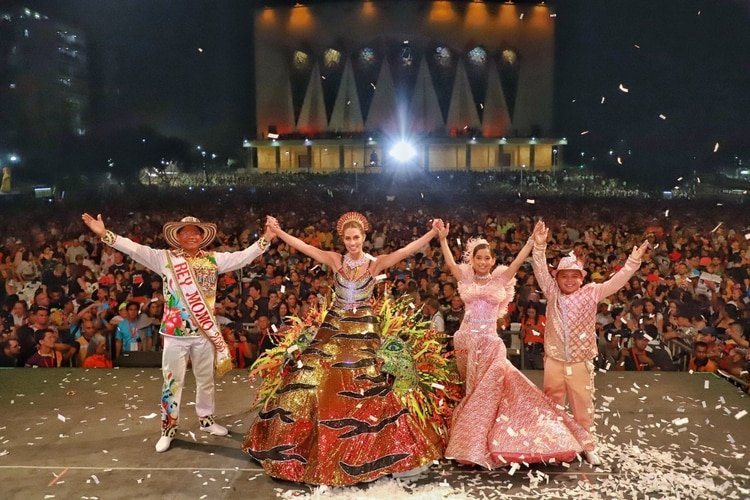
[0,369,748,499]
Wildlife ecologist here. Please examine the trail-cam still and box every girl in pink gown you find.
[437,223,593,468]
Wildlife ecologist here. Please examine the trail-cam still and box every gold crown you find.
[336,211,370,236]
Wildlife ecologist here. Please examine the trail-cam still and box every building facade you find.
[0,6,89,162]
[247,0,563,172]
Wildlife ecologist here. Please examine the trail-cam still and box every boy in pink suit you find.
[530,221,648,465]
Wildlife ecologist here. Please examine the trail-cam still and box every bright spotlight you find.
[389,140,417,162]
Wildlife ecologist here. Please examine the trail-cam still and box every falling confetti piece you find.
[271,324,278,333]
[580,130,590,135]
[659,114,666,120]
[711,222,723,233]
[619,83,629,93]
[601,96,606,104]
[617,157,623,165]
[526,199,536,204]
[713,142,719,152]
[140,413,158,420]
[456,238,462,246]
[189,431,196,441]
[634,44,641,48]
[431,383,445,390]
[704,380,709,389]
[287,345,299,354]
[735,410,747,420]
[375,274,387,281]
[57,414,66,423]
[280,285,286,294]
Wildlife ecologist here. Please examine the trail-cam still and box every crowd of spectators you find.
[0,176,748,393]
[145,169,648,199]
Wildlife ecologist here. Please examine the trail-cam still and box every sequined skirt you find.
[242,306,444,485]
[446,324,592,468]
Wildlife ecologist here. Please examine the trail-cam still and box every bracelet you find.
[257,236,269,251]
[101,230,117,246]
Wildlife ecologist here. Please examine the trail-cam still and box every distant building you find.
[0,6,89,157]
[247,0,564,173]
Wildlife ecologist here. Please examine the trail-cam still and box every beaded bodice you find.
[333,268,375,310]
[457,263,515,328]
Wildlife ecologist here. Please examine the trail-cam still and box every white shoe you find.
[583,450,602,466]
[155,436,173,453]
[200,422,228,436]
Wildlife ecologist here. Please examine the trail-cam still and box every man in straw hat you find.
[82,213,273,453]
[530,220,648,466]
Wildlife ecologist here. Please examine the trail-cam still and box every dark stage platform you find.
[0,369,748,499]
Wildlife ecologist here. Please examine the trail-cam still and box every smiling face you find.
[471,247,495,276]
[555,269,584,295]
[176,225,204,254]
[343,226,365,257]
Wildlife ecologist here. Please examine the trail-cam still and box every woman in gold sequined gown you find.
[242,212,445,485]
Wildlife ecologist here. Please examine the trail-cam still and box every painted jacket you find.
[531,243,641,363]
[107,234,265,337]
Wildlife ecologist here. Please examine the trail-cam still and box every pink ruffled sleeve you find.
[492,265,516,318]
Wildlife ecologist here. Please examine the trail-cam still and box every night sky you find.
[14,0,750,183]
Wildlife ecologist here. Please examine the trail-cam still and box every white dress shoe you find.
[583,450,602,466]
[200,422,228,436]
[155,435,173,453]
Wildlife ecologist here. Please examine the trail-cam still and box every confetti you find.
[287,345,299,354]
[704,380,709,390]
[659,114,666,120]
[456,238,462,246]
[271,324,278,333]
[140,413,157,419]
[618,83,629,93]
[57,414,66,423]
[711,222,723,233]
[735,410,747,420]
[580,130,590,135]
[526,199,535,204]
[601,96,606,104]
[713,142,719,152]
[375,274,387,281]
[280,285,286,294]
[431,383,445,390]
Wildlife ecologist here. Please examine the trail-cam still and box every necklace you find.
[475,272,492,281]
[344,254,368,269]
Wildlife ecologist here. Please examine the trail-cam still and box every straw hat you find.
[163,216,217,249]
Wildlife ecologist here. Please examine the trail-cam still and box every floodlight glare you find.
[389,140,417,162]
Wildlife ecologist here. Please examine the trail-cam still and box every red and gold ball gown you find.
[242,266,456,485]
[445,264,593,468]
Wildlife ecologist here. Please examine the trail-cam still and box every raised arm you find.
[81,213,164,272]
[216,223,274,273]
[437,222,462,282]
[266,216,339,270]
[371,219,440,276]
[499,238,534,282]
[529,220,555,295]
[593,240,648,300]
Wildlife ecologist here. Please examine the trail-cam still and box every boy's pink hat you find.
[551,253,587,278]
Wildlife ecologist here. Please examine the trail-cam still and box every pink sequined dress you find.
[445,264,592,468]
